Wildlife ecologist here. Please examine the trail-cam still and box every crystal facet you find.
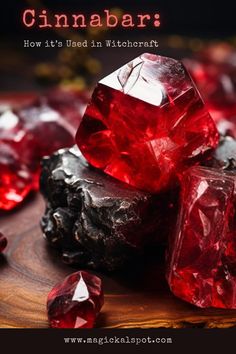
[167,166,236,309]
[76,53,219,192]
[47,271,103,328]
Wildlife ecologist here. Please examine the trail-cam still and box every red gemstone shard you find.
[0,90,87,210]
[167,166,236,309]
[47,271,103,328]
[76,53,219,192]
[16,103,75,165]
[0,232,7,253]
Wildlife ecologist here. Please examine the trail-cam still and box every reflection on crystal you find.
[47,271,103,328]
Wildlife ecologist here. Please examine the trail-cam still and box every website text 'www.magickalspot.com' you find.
[63,335,173,346]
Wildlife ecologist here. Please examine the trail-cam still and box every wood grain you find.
[1,194,236,328]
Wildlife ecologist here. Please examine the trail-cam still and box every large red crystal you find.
[0,232,7,253]
[47,271,103,328]
[76,53,219,192]
[167,166,236,309]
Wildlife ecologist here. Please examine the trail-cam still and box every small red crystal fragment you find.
[0,232,7,252]
[47,271,103,328]
[167,166,236,309]
[76,53,219,192]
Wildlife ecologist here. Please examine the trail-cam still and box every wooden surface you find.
[1,194,236,328]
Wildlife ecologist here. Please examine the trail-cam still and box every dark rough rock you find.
[40,146,172,271]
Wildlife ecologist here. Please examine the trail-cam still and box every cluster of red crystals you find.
[167,166,236,309]
[0,89,89,210]
[47,271,103,328]
[0,232,7,253]
[184,43,236,138]
[76,53,219,193]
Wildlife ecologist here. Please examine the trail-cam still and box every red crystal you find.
[76,53,219,193]
[47,271,103,328]
[184,44,236,138]
[44,88,89,128]
[0,232,7,253]
[185,43,236,106]
[208,105,236,139]
[185,58,236,138]
[16,103,75,165]
[0,89,89,210]
[167,166,236,309]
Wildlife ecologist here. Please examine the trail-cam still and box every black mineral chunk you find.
[40,146,172,271]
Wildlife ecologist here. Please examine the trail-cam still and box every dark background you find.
[0,0,235,36]
[0,1,235,91]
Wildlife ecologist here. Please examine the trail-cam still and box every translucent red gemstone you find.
[76,53,219,192]
[16,103,75,165]
[47,271,103,328]
[0,89,89,210]
[0,232,7,253]
[167,166,236,309]
[186,58,236,138]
